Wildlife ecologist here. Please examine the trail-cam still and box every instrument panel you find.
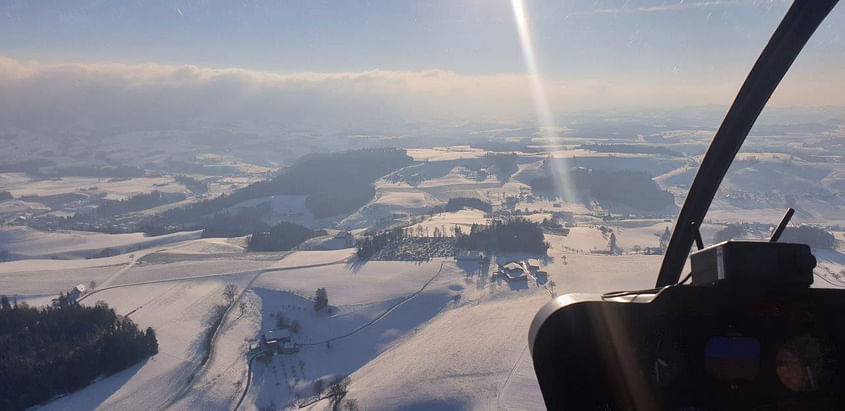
[529,286,845,410]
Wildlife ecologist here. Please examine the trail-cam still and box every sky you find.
[1,0,843,132]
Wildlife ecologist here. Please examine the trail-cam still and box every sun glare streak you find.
[510,0,574,202]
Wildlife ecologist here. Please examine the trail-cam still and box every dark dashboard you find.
[529,285,845,410]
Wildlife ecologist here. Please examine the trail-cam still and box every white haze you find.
[4,56,841,135]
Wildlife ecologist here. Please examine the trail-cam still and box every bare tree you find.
[223,284,238,305]
[329,376,350,398]
[329,377,351,411]
[343,398,360,411]
[659,227,671,249]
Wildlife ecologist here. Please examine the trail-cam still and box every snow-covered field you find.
[2,176,188,199]
[267,249,355,269]
[406,147,489,162]
[0,226,201,259]
[3,235,842,411]
[0,231,664,411]
[4,137,845,410]
[405,209,490,237]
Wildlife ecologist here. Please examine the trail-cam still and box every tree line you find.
[248,222,321,251]
[197,204,323,252]
[0,160,145,179]
[444,197,492,214]
[485,152,519,182]
[143,148,413,234]
[356,227,406,259]
[530,161,675,211]
[0,297,158,410]
[455,217,549,254]
[173,175,209,195]
[97,190,186,217]
[356,217,549,258]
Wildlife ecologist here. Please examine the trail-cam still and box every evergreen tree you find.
[0,301,157,409]
[609,233,619,255]
[145,327,159,354]
[314,288,329,312]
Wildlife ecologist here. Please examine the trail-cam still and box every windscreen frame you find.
[656,0,840,287]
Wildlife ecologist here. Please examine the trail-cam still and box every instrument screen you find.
[704,336,760,382]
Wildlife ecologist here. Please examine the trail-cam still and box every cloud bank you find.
[566,1,740,17]
[0,56,837,134]
[0,57,538,133]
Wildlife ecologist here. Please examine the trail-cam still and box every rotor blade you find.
[656,0,838,287]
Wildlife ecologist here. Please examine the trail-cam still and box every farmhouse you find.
[52,283,87,305]
[259,328,299,354]
[68,284,86,300]
[496,261,528,281]
[262,328,291,345]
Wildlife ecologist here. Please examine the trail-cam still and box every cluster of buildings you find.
[51,283,87,305]
[258,328,298,355]
[455,252,548,283]
[494,259,547,282]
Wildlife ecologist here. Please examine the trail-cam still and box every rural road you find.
[78,255,348,303]
[73,249,352,409]
[234,260,448,410]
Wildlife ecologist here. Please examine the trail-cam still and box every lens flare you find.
[511,0,575,202]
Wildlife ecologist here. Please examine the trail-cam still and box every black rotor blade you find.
[656,0,838,287]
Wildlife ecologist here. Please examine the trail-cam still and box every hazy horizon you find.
[2,0,844,133]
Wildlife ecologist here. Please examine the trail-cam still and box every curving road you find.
[72,247,356,410]
[233,260,448,410]
[73,248,453,410]
[299,261,446,347]
[233,353,258,411]
[78,256,347,303]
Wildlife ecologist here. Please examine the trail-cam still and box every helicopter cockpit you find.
[529,1,845,409]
